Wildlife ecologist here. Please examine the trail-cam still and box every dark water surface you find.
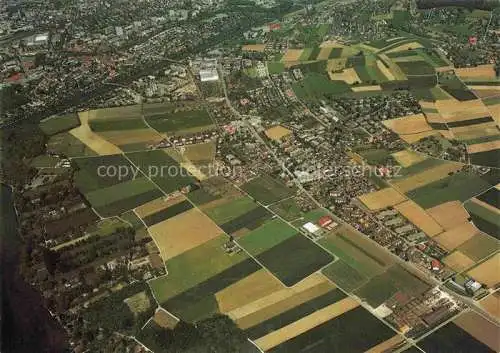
[1,184,68,352]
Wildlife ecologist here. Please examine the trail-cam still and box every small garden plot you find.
[83,282,155,334]
[85,177,162,217]
[148,208,223,261]
[73,154,136,194]
[144,104,214,135]
[47,132,97,158]
[419,320,496,353]
[126,150,196,194]
[39,113,80,135]
[267,306,395,353]
[354,264,430,308]
[241,175,296,205]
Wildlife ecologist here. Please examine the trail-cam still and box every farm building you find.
[302,222,321,234]
[376,209,399,220]
[318,215,337,230]
[395,224,415,235]
[385,217,405,227]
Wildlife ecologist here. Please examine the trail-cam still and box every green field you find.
[397,60,435,75]
[47,132,97,157]
[354,265,430,307]
[149,235,250,304]
[241,174,296,205]
[292,208,329,226]
[322,260,368,292]
[457,233,499,262]
[267,62,285,74]
[407,171,492,209]
[292,73,352,100]
[269,197,304,221]
[85,177,162,216]
[145,106,214,135]
[204,196,258,224]
[89,118,148,132]
[299,48,314,61]
[39,113,80,135]
[238,218,298,255]
[126,150,196,194]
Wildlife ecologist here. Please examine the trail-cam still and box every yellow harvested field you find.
[399,130,441,143]
[148,208,222,261]
[364,335,405,353]
[479,292,500,320]
[351,85,382,92]
[242,44,266,52]
[467,253,500,288]
[180,141,216,163]
[392,149,427,167]
[443,251,476,272]
[376,59,396,80]
[455,64,497,80]
[357,43,380,52]
[265,125,293,141]
[317,47,333,60]
[452,123,500,141]
[419,101,437,110]
[435,99,489,122]
[424,112,446,124]
[135,193,185,218]
[229,273,332,327]
[254,297,360,351]
[358,187,406,211]
[383,114,433,135]
[454,311,500,352]
[320,40,345,48]
[468,85,500,91]
[427,201,470,230]
[153,309,179,329]
[215,269,283,314]
[327,58,348,73]
[282,49,303,62]
[433,222,480,251]
[329,68,361,84]
[69,111,122,155]
[98,129,163,147]
[384,42,424,53]
[468,140,500,154]
[164,149,208,181]
[487,103,500,124]
[392,56,425,62]
[392,161,463,193]
[394,200,443,236]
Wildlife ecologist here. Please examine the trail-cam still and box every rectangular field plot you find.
[241,175,296,205]
[203,196,259,225]
[237,219,298,255]
[419,317,497,353]
[465,198,500,239]
[85,177,163,217]
[269,197,305,221]
[47,132,98,158]
[466,253,500,288]
[40,113,80,136]
[457,233,499,262]
[144,103,214,135]
[354,264,430,308]
[149,235,261,321]
[406,170,492,209]
[126,150,196,194]
[73,155,137,193]
[265,306,395,353]
[219,206,272,236]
